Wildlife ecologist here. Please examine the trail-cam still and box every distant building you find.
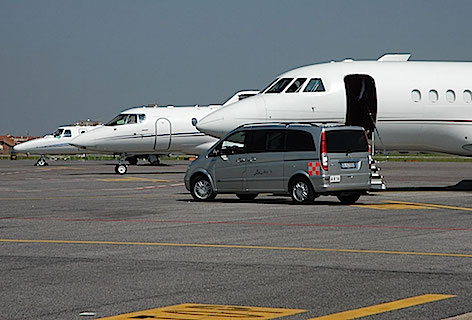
[0,135,39,154]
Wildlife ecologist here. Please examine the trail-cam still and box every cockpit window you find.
[53,129,64,138]
[63,130,72,137]
[260,78,279,93]
[138,114,146,123]
[105,114,140,126]
[265,78,294,94]
[127,114,137,124]
[285,78,307,93]
[303,78,325,92]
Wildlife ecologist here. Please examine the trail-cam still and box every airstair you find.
[369,134,386,190]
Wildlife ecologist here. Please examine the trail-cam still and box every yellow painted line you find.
[354,203,435,210]
[387,201,472,212]
[97,176,172,182]
[1,239,472,258]
[309,294,455,319]
[97,303,306,320]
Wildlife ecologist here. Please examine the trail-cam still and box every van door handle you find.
[236,158,246,163]
[249,157,257,162]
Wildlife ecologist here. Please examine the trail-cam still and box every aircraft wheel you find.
[190,175,216,201]
[290,177,315,204]
[35,158,48,166]
[337,192,361,205]
[115,164,127,175]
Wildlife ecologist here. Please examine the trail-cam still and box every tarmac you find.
[0,159,471,320]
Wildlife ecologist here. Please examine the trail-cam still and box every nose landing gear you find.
[114,154,128,174]
[35,155,48,167]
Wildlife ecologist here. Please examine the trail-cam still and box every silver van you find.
[184,123,371,204]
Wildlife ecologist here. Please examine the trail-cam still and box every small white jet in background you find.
[13,121,102,166]
[71,90,258,174]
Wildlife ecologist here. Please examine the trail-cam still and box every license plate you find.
[329,175,341,183]
[340,162,356,169]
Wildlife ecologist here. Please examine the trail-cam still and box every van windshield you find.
[326,130,368,153]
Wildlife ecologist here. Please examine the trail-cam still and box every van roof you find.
[239,122,364,131]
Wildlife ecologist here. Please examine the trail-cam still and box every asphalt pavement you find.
[1,159,471,320]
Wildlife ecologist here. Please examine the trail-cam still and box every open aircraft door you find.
[154,118,171,150]
[344,75,378,138]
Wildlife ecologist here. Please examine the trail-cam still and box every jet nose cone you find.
[13,144,24,152]
[196,113,227,138]
[197,95,266,137]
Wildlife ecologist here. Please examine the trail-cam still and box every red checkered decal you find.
[308,161,320,176]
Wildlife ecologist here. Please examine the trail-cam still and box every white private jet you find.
[71,90,258,174]
[196,54,472,157]
[13,121,102,166]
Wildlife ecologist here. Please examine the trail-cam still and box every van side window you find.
[304,78,325,92]
[286,130,316,151]
[267,131,285,151]
[247,130,285,153]
[285,78,307,93]
[326,130,368,153]
[220,131,248,155]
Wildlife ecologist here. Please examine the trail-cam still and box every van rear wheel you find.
[191,175,216,201]
[236,193,258,201]
[337,192,361,204]
[290,178,315,204]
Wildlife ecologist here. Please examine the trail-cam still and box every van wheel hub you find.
[194,180,212,199]
[293,181,309,202]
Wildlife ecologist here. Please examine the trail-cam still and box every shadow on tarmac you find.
[383,179,472,192]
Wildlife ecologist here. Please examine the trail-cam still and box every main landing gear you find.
[35,155,48,167]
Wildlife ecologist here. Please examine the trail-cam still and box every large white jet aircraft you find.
[13,122,102,166]
[196,54,472,157]
[71,90,258,174]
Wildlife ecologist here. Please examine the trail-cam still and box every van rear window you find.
[326,130,368,153]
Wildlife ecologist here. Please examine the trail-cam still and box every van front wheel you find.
[191,175,216,201]
[290,178,315,204]
[337,192,361,205]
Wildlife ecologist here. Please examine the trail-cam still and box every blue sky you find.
[2,0,472,135]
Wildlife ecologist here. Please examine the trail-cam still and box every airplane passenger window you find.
[286,78,307,93]
[261,78,279,93]
[265,78,294,93]
[64,130,72,137]
[411,89,421,102]
[304,78,325,92]
[138,114,146,123]
[464,90,472,103]
[446,90,456,103]
[429,90,439,103]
